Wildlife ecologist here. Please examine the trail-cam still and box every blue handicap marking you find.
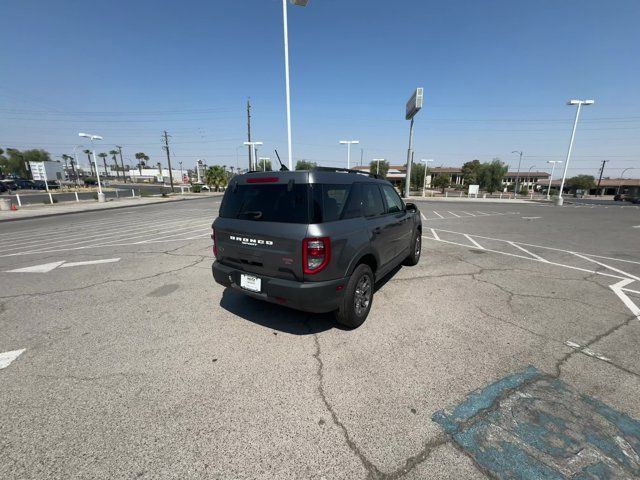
[433,367,640,479]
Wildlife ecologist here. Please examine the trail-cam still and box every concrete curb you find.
[0,195,218,223]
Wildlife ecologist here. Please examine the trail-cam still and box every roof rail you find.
[312,166,385,180]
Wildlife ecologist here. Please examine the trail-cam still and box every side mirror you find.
[405,202,417,212]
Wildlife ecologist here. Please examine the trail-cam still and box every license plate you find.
[240,274,261,292]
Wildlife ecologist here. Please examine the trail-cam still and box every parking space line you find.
[447,211,461,218]
[430,229,440,241]
[421,212,427,221]
[464,234,485,249]
[610,279,640,320]
[460,211,476,217]
[572,253,640,282]
[432,211,444,219]
[508,242,549,263]
[475,211,490,216]
[622,287,640,295]
[0,349,25,369]
[564,341,611,362]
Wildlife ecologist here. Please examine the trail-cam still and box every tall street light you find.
[243,141,263,171]
[79,132,105,202]
[339,140,359,169]
[511,150,523,195]
[546,161,562,200]
[372,158,385,175]
[556,99,594,206]
[421,159,434,197]
[282,0,309,170]
[527,165,535,190]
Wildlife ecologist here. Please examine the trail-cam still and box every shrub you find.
[191,184,201,193]
[84,177,97,186]
[519,187,529,196]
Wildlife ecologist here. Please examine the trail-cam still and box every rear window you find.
[219,184,309,223]
[311,184,361,223]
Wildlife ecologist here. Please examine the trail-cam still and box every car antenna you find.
[274,149,289,171]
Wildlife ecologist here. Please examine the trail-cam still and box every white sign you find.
[405,88,424,120]
[468,185,480,197]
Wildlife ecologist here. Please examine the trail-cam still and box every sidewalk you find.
[408,195,544,204]
[0,194,220,222]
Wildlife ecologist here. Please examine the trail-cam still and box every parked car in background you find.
[613,193,628,201]
[14,179,35,189]
[0,182,8,193]
[32,180,47,190]
[0,179,17,191]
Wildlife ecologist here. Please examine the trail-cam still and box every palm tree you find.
[61,154,76,183]
[205,165,228,192]
[135,152,149,176]
[97,153,109,178]
[83,149,95,177]
[109,150,121,180]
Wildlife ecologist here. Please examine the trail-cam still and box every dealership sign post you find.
[404,88,424,198]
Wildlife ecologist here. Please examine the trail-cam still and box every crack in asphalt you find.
[311,332,457,479]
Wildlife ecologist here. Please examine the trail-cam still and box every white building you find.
[29,161,64,181]
[128,168,188,184]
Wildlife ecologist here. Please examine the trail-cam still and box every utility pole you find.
[512,151,523,195]
[162,130,175,192]
[596,160,609,196]
[116,145,126,183]
[360,148,363,166]
[246,99,252,170]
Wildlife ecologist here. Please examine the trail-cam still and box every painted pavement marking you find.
[463,234,485,250]
[508,241,550,263]
[433,366,640,478]
[564,341,612,362]
[60,258,121,268]
[0,349,26,369]
[7,258,120,273]
[432,211,444,219]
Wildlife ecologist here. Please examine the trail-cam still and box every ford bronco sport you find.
[212,167,422,328]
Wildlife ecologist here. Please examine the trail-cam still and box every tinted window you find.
[220,184,309,223]
[311,184,354,223]
[342,183,362,219]
[362,184,385,217]
[381,185,404,213]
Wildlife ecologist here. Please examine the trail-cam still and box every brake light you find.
[246,177,279,183]
[211,226,218,257]
[303,237,331,274]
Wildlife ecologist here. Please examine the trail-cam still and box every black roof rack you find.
[312,166,385,180]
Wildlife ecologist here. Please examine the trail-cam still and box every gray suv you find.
[211,168,422,328]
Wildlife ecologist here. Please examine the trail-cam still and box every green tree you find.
[256,159,272,171]
[61,154,75,181]
[478,158,508,193]
[432,175,450,193]
[566,175,596,192]
[109,150,121,179]
[135,152,149,175]
[461,159,482,185]
[97,153,109,177]
[205,165,228,191]
[83,149,95,176]
[410,162,426,191]
[369,159,390,178]
[295,160,317,170]
[2,148,52,178]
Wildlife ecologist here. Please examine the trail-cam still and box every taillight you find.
[211,227,218,257]
[303,237,331,274]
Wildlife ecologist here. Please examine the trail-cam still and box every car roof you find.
[235,168,391,186]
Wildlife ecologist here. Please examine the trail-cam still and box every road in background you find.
[0,199,638,478]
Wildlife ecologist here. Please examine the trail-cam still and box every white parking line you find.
[430,228,440,241]
[461,211,476,217]
[0,349,25,369]
[432,211,444,219]
[475,211,490,216]
[447,211,461,218]
[564,341,611,362]
[610,279,640,320]
[464,234,485,250]
[508,242,549,263]
[421,212,427,221]
[60,258,121,268]
[572,253,640,282]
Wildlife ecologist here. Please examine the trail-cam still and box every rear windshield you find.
[219,184,310,223]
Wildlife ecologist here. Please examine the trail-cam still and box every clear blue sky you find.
[1,0,639,177]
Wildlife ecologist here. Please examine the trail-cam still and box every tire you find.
[335,264,374,329]
[403,230,421,266]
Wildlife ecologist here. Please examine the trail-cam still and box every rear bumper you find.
[212,261,347,313]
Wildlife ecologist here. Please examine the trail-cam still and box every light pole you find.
[281,0,309,170]
[546,161,562,200]
[527,165,535,191]
[259,157,270,171]
[617,168,635,195]
[79,132,105,202]
[511,151,523,195]
[372,158,385,175]
[244,141,263,171]
[404,88,424,198]
[421,159,434,197]
[339,140,359,169]
[557,99,594,206]
[179,161,184,183]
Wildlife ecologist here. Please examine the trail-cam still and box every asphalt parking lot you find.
[0,198,638,479]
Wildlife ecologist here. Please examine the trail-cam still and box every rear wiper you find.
[237,210,263,219]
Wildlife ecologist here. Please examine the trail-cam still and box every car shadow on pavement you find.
[219,288,337,335]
